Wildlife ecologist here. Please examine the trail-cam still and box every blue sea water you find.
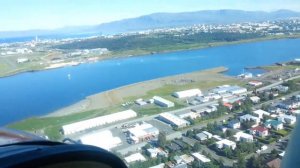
[0,38,300,125]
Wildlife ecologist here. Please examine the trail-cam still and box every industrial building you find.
[153,96,175,108]
[127,122,159,143]
[62,109,137,135]
[79,130,121,151]
[158,112,190,128]
[172,89,202,98]
[212,85,247,95]
[124,153,146,163]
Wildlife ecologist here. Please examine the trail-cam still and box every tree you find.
[186,130,194,138]
[247,156,263,168]
[233,155,246,168]
[157,131,167,147]
[193,142,201,152]
[225,129,234,138]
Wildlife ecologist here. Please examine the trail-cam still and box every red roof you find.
[250,126,268,132]
[223,103,232,107]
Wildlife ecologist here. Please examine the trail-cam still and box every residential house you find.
[195,133,208,141]
[192,153,211,163]
[253,109,270,119]
[277,100,300,110]
[202,131,213,138]
[228,119,241,129]
[264,119,283,130]
[219,126,228,133]
[239,114,260,124]
[278,114,297,125]
[250,96,260,103]
[180,154,194,164]
[216,139,236,150]
[266,158,281,168]
[234,131,254,142]
[250,126,269,137]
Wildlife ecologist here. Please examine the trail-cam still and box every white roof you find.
[153,96,174,106]
[159,112,189,127]
[173,89,202,98]
[253,109,270,119]
[202,131,213,137]
[234,131,253,140]
[128,122,159,138]
[192,153,211,163]
[216,139,236,146]
[62,109,137,135]
[240,114,260,122]
[124,153,146,163]
[279,114,296,120]
[250,96,260,101]
[80,130,121,151]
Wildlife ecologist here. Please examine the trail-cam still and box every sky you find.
[0,0,300,31]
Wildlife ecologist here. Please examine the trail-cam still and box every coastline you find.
[43,67,230,118]
[1,35,300,79]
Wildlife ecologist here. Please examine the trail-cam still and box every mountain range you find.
[1,9,300,39]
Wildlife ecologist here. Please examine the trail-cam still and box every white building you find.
[212,85,247,95]
[195,96,210,103]
[80,130,121,151]
[124,153,146,163]
[228,86,247,95]
[17,58,29,63]
[234,131,254,142]
[153,96,175,108]
[248,81,263,87]
[253,109,270,119]
[128,122,159,143]
[158,112,190,128]
[216,139,236,150]
[173,89,202,98]
[202,131,213,138]
[250,96,260,103]
[239,114,260,124]
[278,114,297,125]
[177,111,200,119]
[62,109,137,135]
[192,153,211,163]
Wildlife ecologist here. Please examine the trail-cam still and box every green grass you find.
[272,129,290,136]
[7,107,124,140]
[262,65,300,71]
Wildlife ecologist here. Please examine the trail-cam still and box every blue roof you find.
[228,119,240,125]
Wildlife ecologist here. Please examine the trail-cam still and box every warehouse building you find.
[158,112,190,128]
[79,130,121,151]
[212,85,247,95]
[124,153,146,163]
[127,122,159,143]
[153,96,175,108]
[172,89,202,98]
[62,109,137,135]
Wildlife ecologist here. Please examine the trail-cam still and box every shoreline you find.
[43,67,230,118]
[1,35,300,79]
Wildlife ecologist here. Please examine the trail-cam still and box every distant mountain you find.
[1,9,300,39]
[94,9,300,34]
